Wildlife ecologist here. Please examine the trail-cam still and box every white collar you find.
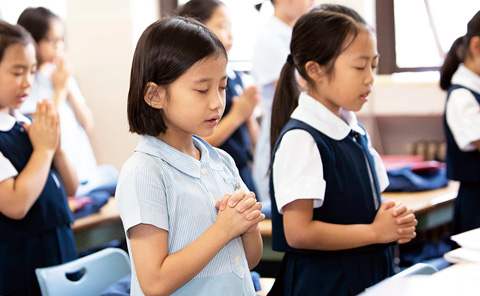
[452,64,480,94]
[0,109,32,132]
[291,92,364,140]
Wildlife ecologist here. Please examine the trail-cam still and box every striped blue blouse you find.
[116,135,256,296]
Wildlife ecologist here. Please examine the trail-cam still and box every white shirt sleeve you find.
[272,130,326,214]
[0,152,17,182]
[365,132,389,192]
[446,88,480,151]
[67,77,86,104]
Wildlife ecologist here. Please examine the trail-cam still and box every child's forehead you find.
[0,43,36,67]
[182,55,227,82]
[342,30,378,59]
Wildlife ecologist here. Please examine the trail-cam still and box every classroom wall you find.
[65,0,159,170]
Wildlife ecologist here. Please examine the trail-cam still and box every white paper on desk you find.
[444,228,480,263]
[444,248,480,263]
[451,228,480,250]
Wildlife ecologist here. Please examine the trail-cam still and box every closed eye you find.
[196,89,208,94]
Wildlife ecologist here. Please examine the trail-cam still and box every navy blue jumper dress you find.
[220,71,257,193]
[444,85,480,235]
[268,119,394,296]
[0,121,77,296]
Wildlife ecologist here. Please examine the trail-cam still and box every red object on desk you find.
[380,155,445,172]
[380,155,424,170]
[67,196,92,212]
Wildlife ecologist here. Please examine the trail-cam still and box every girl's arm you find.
[282,199,417,251]
[0,101,59,219]
[202,85,259,147]
[474,139,480,152]
[51,59,69,110]
[52,148,78,197]
[129,196,264,296]
[245,114,259,148]
[67,89,94,133]
[241,225,263,270]
[0,150,55,219]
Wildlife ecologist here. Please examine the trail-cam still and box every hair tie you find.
[286,54,294,65]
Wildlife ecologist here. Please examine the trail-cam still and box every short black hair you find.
[176,0,223,24]
[17,7,59,43]
[127,17,227,136]
[0,20,35,63]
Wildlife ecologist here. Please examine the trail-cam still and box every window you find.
[171,0,273,71]
[376,0,480,74]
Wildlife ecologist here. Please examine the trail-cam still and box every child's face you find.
[205,5,233,54]
[159,55,227,139]
[278,0,314,20]
[0,43,36,112]
[315,29,378,115]
[38,18,65,63]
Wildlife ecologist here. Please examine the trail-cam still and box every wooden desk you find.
[383,182,458,230]
[72,197,124,253]
[258,182,459,262]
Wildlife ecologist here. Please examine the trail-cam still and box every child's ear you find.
[305,61,325,82]
[144,82,166,109]
[470,36,480,57]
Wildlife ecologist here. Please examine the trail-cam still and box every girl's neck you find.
[464,57,480,77]
[156,130,201,160]
[274,10,297,28]
[307,90,343,120]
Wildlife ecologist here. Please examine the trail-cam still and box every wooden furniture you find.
[72,182,458,257]
[72,197,124,253]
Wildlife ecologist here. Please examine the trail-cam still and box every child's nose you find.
[365,67,375,85]
[211,91,225,110]
[23,73,34,89]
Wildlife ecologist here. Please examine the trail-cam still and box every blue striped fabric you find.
[116,135,255,296]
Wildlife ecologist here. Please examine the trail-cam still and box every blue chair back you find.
[36,248,130,296]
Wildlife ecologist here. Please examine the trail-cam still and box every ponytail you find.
[439,36,465,90]
[440,10,480,90]
[270,59,300,154]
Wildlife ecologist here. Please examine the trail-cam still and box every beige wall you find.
[65,0,159,170]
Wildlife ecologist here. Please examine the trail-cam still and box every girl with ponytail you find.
[440,10,480,235]
[268,8,417,295]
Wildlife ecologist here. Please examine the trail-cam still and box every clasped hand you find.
[215,189,265,239]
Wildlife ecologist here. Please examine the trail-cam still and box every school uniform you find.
[220,68,257,193]
[268,93,393,296]
[19,64,118,197]
[0,110,76,296]
[115,135,255,296]
[251,16,292,205]
[444,65,480,235]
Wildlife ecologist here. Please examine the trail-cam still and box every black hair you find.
[310,3,367,25]
[17,7,59,44]
[0,20,35,63]
[270,10,362,153]
[440,10,480,90]
[127,17,227,136]
[176,0,223,24]
[255,0,275,11]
